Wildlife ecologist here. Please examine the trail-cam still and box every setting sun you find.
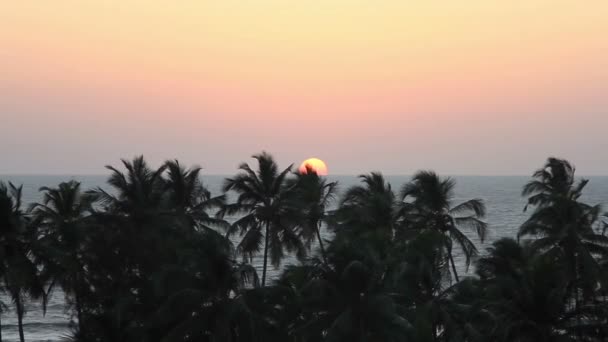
[299,158,328,176]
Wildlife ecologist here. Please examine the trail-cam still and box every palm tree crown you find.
[286,167,338,264]
[163,160,228,232]
[0,182,46,342]
[522,157,588,210]
[221,152,304,286]
[335,172,398,235]
[400,171,487,282]
[519,158,608,305]
[30,181,92,338]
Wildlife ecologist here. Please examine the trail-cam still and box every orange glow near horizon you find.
[1,1,607,175]
[299,158,329,176]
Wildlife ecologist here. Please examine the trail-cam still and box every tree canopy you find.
[0,155,606,342]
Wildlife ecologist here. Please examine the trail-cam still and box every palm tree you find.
[280,258,410,342]
[519,158,608,308]
[87,155,167,221]
[388,230,451,342]
[0,301,8,342]
[0,182,46,342]
[522,157,587,210]
[86,156,172,274]
[435,278,493,342]
[476,238,608,341]
[334,172,398,238]
[286,167,338,264]
[153,230,258,342]
[30,181,92,338]
[85,156,174,340]
[220,152,305,286]
[399,171,487,282]
[163,160,228,232]
[0,181,20,342]
[285,258,410,342]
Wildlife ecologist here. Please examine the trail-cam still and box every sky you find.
[1,1,607,175]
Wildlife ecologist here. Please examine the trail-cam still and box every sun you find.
[299,158,328,176]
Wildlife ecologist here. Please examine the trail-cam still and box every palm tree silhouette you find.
[87,156,167,219]
[285,259,410,342]
[335,172,398,237]
[221,152,305,286]
[476,238,608,341]
[522,157,587,210]
[400,171,487,282]
[389,230,452,341]
[163,160,228,232]
[286,166,338,264]
[30,181,93,338]
[0,182,46,342]
[154,230,258,342]
[519,158,608,308]
[85,156,174,341]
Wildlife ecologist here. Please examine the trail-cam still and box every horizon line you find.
[3,173,608,178]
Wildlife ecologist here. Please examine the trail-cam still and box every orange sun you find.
[298,158,328,176]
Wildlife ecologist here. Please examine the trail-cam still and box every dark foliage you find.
[0,155,606,342]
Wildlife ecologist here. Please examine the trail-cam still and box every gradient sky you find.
[1,1,607,175]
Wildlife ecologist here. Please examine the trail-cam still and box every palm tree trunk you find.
[448,252,460,283]
[261,222,270,287]
[74,265,86,339]
[569,255,580,310]
[316,223,328,265]
[15,294,25,342]
[572,256,583,341]
[75,292,85,338]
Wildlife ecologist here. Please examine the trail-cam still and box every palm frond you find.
[454,216,488,242]
[450,199,486,218]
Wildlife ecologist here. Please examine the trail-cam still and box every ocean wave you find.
[0,321,70,329]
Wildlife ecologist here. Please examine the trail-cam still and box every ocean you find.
[1,174,607,341]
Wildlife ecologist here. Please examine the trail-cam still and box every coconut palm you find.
[400,171,487,282]
[286,258,410,342]
[286,167,338,264]
[71,214,144,342]
[519,197,608,303]
[153,230,258,342]
[388,230,450,342]
[0,302,5,342]
[87,155,167,221]
[0,182,22,342]
[30,181,92,337]
[522,157,587,210]
[220,152,305,286]
[0,182,46,342]
[437,278,494,342]
[519,158,608,306]
[476,238,608,341]
[334,172,398,237]
[163,160,228,232]
[84,156,175,341]
[86,156,174,275]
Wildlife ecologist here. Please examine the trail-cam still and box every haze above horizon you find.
[1,1,607,175]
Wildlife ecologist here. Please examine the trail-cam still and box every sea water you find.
[1,174,607,341]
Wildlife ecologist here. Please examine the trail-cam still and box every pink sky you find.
[1,1,607,175]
